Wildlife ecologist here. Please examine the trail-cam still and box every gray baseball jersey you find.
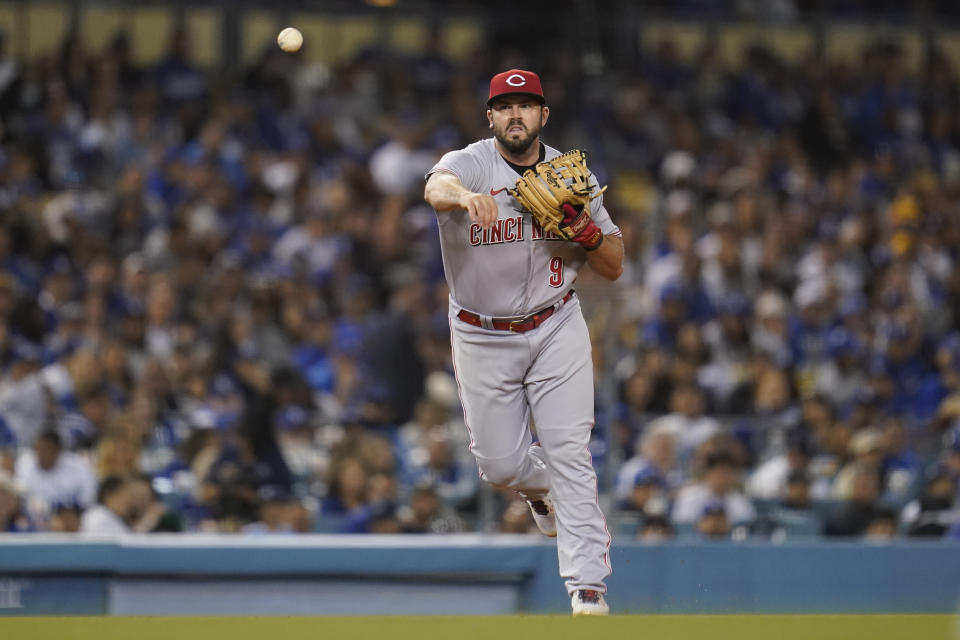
[427,138,621,318]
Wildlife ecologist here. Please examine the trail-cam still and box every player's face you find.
[488,96,549,155]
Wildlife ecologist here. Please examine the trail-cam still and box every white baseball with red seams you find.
[426,137,620,598]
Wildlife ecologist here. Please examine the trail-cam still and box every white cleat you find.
[526,494,557,537]
[571,590,609,616]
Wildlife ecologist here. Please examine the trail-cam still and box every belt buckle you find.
[511,312,540,332]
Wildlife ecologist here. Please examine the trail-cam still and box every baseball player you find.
[424,69,623,616]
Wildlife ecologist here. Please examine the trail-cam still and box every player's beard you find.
[495,120,542,155]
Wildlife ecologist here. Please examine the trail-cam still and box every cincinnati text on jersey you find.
[469,216,565,246]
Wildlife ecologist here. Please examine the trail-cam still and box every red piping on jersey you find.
[448,316,482,481]
[587,427,613,577]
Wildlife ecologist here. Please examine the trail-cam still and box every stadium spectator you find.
[832,429,886,500]
[195,435,263,532]
[618,466,668,515]
[781,470,813,511]
[48,501,83,533]
[645,384,720,466]
[879,417,923,503]
[0,473,28,532]
[610,370,659,457]
[80,476,131,534]
[126,473,181,533]
[746,428,813,501]
[758,469,820,541]
[396,398,469,465]
[242,485,297,535]
[398,425,476,507]
[341,498,402,534]
[941,425,960,484]
[0,416,15,476]
[750,290,794,369]
[901,470,958,537]
[399,482,465,534]
[95,432,142,480]
[637,515,674,543]
[824,464,884,537]
[15,430,97,520]
[696,500,731,540]
[365,470,398,506]
[274,404,329,496]
[0,337,46,445]
[616,421,682,504]
[672,450,756,526]
[321,456,368,517]
[864,507,899,542]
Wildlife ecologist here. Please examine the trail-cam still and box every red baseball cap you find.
[487,69,545,107]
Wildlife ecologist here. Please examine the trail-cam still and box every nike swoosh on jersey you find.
[489,187,508,195]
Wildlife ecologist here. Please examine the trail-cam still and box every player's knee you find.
[477,459,520,488]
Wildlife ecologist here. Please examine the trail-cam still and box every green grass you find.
[0,615,955,640]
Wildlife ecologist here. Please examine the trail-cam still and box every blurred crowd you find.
[0,19,959,543]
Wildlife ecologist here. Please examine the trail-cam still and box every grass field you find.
[0,615,954,640]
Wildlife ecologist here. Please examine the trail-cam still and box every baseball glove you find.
[509,149,608,250]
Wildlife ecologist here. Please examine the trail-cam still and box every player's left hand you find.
[507,149,606,249]
[560,203,603,251]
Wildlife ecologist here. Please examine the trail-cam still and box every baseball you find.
[277,27,303,53]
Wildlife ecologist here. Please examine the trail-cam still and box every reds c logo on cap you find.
[487,69,545,106]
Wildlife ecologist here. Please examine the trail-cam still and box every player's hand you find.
[560,203,603,250]
[460,192,499,231]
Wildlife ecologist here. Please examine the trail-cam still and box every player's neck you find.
[495,138,542,168]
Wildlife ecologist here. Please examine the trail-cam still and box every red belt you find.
[456,290,574,333]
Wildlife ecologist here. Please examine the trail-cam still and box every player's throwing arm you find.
[425,172,499,230]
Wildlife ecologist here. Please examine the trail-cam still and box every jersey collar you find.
[501,141,546,176]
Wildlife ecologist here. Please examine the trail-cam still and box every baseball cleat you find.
[526,494,557,537]
[571,589,609,616]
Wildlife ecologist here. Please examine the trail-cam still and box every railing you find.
[0,533,958,615]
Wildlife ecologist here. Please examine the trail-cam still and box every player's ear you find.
[541,105,549,127]
[486,109,493,128]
